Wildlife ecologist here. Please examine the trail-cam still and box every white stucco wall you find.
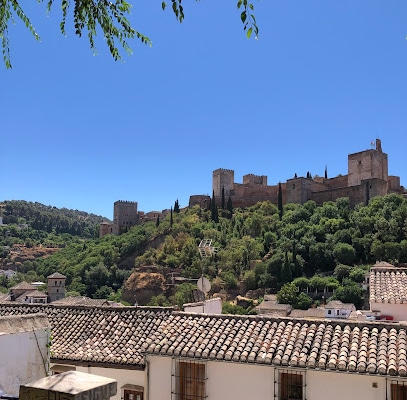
[306,370,386,400]
[370,302,407,322]
[146,355,407,400]
[0,329,49,396]
[50,363,146,400]
[184,298,222,314]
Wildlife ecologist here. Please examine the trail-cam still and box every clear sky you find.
[1,1,407,219]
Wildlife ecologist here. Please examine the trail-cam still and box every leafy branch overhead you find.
[1,0,259,69]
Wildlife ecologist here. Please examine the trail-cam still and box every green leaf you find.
[162,1,166,10]
[240,11,246,23]
[246,26,252,39]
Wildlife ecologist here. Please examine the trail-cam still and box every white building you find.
[2,303,407,400]
[0,313,50,396]
[369,264,407,321]
[324,300,356,319]
[143,313,407,400]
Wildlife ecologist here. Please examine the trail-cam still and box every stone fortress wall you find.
[101,140,404,238]
[190,139,404,209]
[100,201,169,238]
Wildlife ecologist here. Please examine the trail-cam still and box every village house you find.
[143,312,407,400]
[324,300,356,319]
[0,303,173,400]
[369,263,407,322]
[0,313,50,396]
[2,303,407,400]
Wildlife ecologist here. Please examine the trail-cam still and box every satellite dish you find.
[197,276,211,294]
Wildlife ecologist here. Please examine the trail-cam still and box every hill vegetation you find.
[2,194,407,309]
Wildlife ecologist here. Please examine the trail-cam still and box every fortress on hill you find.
[189,139,404,209]
[101,140,404,237]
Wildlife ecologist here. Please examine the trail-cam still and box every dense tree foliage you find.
[1,200,105,237]
[3,193,407,306]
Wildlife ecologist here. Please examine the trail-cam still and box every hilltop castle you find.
[99,201,169,237]
[101,140,404,237]
[189,139,404,209]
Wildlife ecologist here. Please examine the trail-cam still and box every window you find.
[278,371,303,400]
[391,382,407,400]
[173,359,206,400]
[121,385,144,400]
[50,365,76,375]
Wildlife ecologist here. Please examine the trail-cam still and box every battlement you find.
[243,174,268,186]
[197,140,403,210]
[114,200,137,205]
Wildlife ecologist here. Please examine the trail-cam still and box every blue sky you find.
[1,1,407,219]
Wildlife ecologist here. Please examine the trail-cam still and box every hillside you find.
[0,200,108,237]
[4,194,401,305]
[0,200,108,275]
[2,194,407,310]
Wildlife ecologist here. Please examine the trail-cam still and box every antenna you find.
[197,239,218,312]
[197,276,211,294]
[198,239,218,258]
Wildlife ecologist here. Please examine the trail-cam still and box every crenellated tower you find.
[212,169,234,198]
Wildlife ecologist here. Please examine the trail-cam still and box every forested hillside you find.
[4,194,407,308]
[0,200,107,238]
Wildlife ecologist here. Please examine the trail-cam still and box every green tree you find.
[278,182,283,220]
[2,0,258,69]
[174,199,180,214]
[227,196,233,219]
[333,243,356,265]
[294,292,313,310]
[333,279,363,308]
[334,264,351,282]
[211,190,219,223]
[277,283,298,305]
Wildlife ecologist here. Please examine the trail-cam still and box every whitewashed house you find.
[0,303,173,400]
[324,300,356,319]
[143,312,407,400]
[183,297,222,314]
[369,265,407,321]
[3,303,407,400]
[0,313,50,396]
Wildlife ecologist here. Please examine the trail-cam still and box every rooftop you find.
[370,269,407,304]
[0,303,173,367]
[143,312,407,376]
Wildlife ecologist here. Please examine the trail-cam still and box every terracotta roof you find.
[143,312,407,376]
[10,281,36,291]
[51,296,115,307]
[370,270,407,303]
[289,308,325,319]
[0,303,173,367]
[47,272,66,279]
[325,300,356,311]
[16,290,48,302]
[0,313,49,334]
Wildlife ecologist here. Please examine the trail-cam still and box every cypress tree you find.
[278,182,283,220]
[170,207,173,227]
[325,165,328,179]
[211,190,219,223]
[156,215,160,227]
[227,196,233,219]
[221,186,225,210]
[174,199,180,213]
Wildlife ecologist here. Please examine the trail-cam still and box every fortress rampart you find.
[190,139,404,209]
